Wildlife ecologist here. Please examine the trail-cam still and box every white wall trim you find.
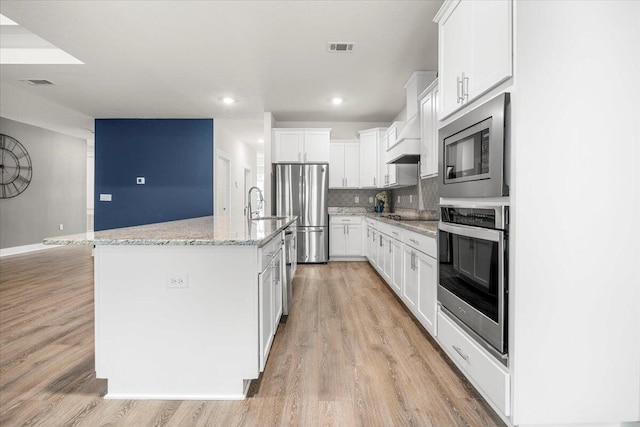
[0,243,62,257]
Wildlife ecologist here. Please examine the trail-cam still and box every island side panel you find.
[94,244,259,399]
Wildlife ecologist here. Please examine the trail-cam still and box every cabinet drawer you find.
[403,230,436,258]
[330,215,362,225]
[437,311,510,416]
[259,234,283,271]
[376,221,392,236]
[389,225,404,241]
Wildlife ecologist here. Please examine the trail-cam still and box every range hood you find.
[387,71,437,164]
[387,116,421,164]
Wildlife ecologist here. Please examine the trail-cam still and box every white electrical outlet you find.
[59,224,64,231]
[369,197,373,203]
[167,273,189,288]
[397,196,400,203]
[410,195,413,203]
[354,196,359,203]
[136,177,145,185]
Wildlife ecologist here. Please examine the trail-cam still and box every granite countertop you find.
[43,215,297,247]
[364,213,438,237]
[328,207,371,215]
[329,206,438,237]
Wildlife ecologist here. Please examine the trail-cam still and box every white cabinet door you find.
[330,141,360,188]
[272,250,283,331]
[437,0,512,118]
[329,143,346,188]
[402,246,419,314]
[416,250,438,336]
[380,233,392,283]
[359,131,379,188]
[343,142,360,188]
[259,263,274,372]
[274,130,304,163]
[330,223,347,256]
[420,84,439,178]
[391,237,403,297]
[467,0,512,102]
[439,0,469,118]
[304,131,330,163]
[345,224,363,256]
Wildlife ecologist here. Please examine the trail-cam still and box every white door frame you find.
[215,149,232,216]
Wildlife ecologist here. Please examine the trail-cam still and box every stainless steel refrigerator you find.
[273,164,329,263]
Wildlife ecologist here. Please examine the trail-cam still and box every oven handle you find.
[438,222,502,243]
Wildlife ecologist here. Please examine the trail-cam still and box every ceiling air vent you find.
[20,79,55,85]
[328,42,355,53]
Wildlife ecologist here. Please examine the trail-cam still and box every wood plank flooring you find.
[0,246,504,426]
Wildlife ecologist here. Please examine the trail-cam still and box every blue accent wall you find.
[94,119,213,231]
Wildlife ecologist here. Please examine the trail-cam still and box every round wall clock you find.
[0,134,33,199]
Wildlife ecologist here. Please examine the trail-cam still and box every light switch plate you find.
[354,196,359,203]
[99,194,112,202]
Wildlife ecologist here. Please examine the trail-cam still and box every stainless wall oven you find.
[439,93,510,198]
[438,205,508,363]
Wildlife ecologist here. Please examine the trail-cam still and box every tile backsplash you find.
[327,188,380,209]
[328,176,438,213]
[390,176,438,211]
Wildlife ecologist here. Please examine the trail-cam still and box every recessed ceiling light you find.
[332,97,344,105]
[222,97,235,105]
[258,138,264,143]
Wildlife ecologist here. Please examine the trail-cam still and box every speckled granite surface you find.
[43,216,297,247]
[328,207,371,215]
[327,207,438,236]
[365,214,438,237]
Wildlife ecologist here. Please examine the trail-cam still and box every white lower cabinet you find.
[402,245,419,314]
[259,236,284,372]
[390,234,403,297]
[330,216,363,258]
[404,230,438,337]
[437,311,510,416]
[415,250,437,335]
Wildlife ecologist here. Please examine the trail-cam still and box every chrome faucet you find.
[246,186,265,221]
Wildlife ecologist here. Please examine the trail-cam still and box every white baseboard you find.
[0,243,61,257]
[329,256,368,262]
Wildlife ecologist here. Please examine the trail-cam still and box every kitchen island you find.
[45,215,296,400]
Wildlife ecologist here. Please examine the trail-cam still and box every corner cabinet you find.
[272,128,331,163]
[329,141,360,189]
[435,0,512,119]
[420,80,439,178]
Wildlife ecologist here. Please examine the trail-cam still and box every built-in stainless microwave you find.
[439,93,510,198]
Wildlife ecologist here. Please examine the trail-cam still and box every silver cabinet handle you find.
[388,241,392,253]
[452,345,469,362]
[457,76,462,103]
[347,226,349,235]
[304,152,308,162]
[392,231,399,236]
[462,72,469,102]
[341,219,350,222]
[298,152,301,161]
[373,177,376,186]
[379,235,382,247]
[409,238,419,246]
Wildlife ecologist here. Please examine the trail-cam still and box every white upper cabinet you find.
[435,0,512,119]
[272,129,331,163]
[329,140,360,188]
[359,128,385,188]
[420,80,439,178]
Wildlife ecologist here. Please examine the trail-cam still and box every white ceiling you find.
[0,1,440,148]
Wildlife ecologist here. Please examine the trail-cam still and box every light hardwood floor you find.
[0,246,504,427]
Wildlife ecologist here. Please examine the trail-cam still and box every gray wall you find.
[0,117,87,249]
